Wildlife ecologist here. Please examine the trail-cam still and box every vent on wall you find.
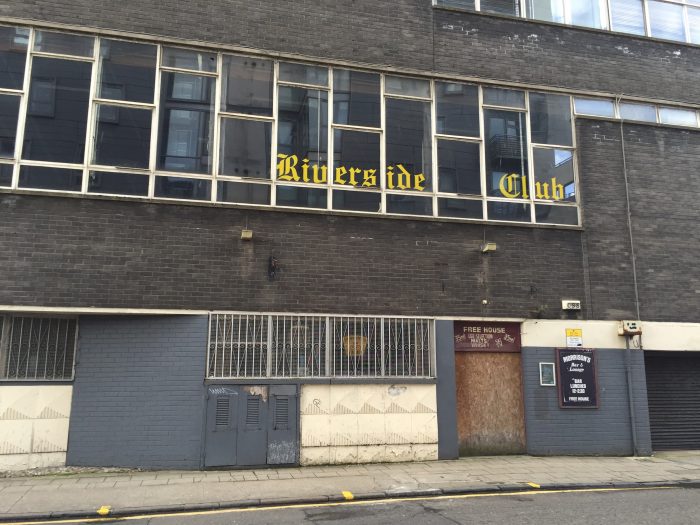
[275,397,289,430]
[246,396,261,427]
[215,397,230,427]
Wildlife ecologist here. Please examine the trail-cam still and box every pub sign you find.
[556,348,598,409]
[453,321,521,353]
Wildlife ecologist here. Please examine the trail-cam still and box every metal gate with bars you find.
[207,314,434,379]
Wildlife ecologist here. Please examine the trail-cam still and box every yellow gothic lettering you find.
[301,158,311,183]
[396,164,411,190]
[535,181,550,200]
[362,169,377,188]
[276,154,300,182]
[335,166,347,185]
[348,167,361,187]
[414,174,426,191]
[312,164,328,184]
[386,166,395,189]
[551,178,565,200]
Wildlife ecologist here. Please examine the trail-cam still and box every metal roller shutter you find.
[645,351,700,450]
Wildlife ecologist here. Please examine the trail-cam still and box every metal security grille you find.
[0,316,77,380]
[207,313,434,379]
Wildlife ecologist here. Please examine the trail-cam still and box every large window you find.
[436,0,700,45]
[0,316,77,381]
[207,313,434,379]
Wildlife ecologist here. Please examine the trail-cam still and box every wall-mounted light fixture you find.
[480,242,497,253]
[241,229,253,241]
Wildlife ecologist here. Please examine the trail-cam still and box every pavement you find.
[2,451,700,522]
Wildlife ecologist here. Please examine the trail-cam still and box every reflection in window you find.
[533,148,575,202]
[0,26,29,90]
[574,98,615,117]
[219,118,271,179]
[487,201,531,222]
[648,1,686,41]
[437,139,480,195]
[276,185,326,208]
[0,95,20,158]
[217,181,270,205]
[483,87,525,109]
[19,165,83,191]
[98,39,157,104]
[333,69,380,128]
[157,72,214,174]
[386,98,432,192]
[689,8,700,44]
[162,47,217,72]
[332,190,381,212]
[619,102,657,122]
[155,176,211,200]
[535,204,578,225]
[221,55,273,116]
[34,31,94,57]
[436,82,479,137]
[0,163,12,186]
[277,86,328,170]
[529,92,572,146]
[278,62,328,86]
[438,198,483,219]
[434,0,476,9]
[23,57,92,164]
[88,171,149,196]
[484,109,528,198]
[333,129,380,189]
[609,0,646,35]
[94,105,152,168]
[481,0,521,16]
[386,193,433,216]
[568,0,606,29]
[526,0,565,23]
[385,76,430,98]
[659,107,697,127]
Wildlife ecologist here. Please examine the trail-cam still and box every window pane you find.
[0,26,29,89]
[438,139,481,195]
[19,165,82,191]
[484,110,528,198]
[98,39,157,104]
[278,62,328,86]
[386,98,432,192]
[435,0,476,9]
[689,7,700,44]
[217,181,270,204]
[619,102,657,122]
[483,87,525,108]
[436,82,479,137]
[574,98,615,117]
[157,72,214,174]
[333,129,380,189]
[88,171,149,196]
[276,185,327,208]
[94,105,151,168]
[385,76,430,98]
[155,176,211,200]
[610,0,646,35]
[333,69,380,128]
[568,0,605,28]
[481,0,521,16]
[23,57,92,163]
[221,55,273,116]
[487,201,531,222]
[533,148,575,202]
[34,31,94,57]
[162,47,217,72]
[529,92,572,146]
[332,190,381,212]
[648,1,686,41]
[386,193,433,216]
[536,204,578,225]
[0,163,12,186]
[0,94,20,158]
[659,107,697,126]
[277,86,328,179]
[219,118,271,179]
[438,198,483,219]
[527,0,565,23]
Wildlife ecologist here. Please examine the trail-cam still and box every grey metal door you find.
[268,385,299,465]
[204,386,239,467]
[236,386,269,466]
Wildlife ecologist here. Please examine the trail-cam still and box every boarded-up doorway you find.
[454,322,525,455]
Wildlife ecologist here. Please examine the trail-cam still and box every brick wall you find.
[522,347,652,455]
[2,2,698,104]
[67,315,208,468]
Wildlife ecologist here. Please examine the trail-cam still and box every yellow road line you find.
[526,482,541,489]
[3,486,676,525]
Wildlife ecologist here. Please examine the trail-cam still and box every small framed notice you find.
[539,362,556,386]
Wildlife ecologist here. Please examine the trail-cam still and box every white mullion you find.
[159,65,218,77]
[17,159,85,169]
[271,61,279,206]
[82,37,100,194]
[30,51,94,63]
[382,92,431,102]
[568,95,582,226]
[92,98,155,110]
[0,88,23,95]
[600,0,611,30]
[380,74,387,214]
[87,165,150,174]
[476,0,481,10]
[430,79,438,217]
[13,27,35,189]
[331,123,382,133]
[326,67,333,210]
[148,44,163,198]
[276,80,330,91]
[211,52,223,203]
[219,110,274,121]
[524,92,536,223]
[644,0,652,36]
[684,5,692,42]
[478,85,487,220]
[434,133,481,143]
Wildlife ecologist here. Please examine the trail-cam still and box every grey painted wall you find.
[67,315,208,469]
[435,320,458,460]
[522,347,652,456]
